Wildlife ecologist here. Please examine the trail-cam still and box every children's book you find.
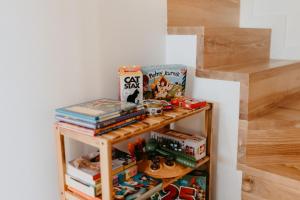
[56,99,143,122]
[114,173,162,200]
[142,64,187,101]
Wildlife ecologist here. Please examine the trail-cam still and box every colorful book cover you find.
[56,109,145,129]
[141,64,187,101]
[119,66,143,104]
[114,173,162,200]
[151,170,208,200]
[56,99,142,122]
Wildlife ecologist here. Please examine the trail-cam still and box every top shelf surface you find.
[56,104,211,146]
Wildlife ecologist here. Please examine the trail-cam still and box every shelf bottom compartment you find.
[64,156,210,200]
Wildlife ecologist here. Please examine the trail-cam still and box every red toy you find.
[171,97,207,110]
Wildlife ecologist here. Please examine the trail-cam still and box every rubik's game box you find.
[151,170,208,200]
[119,66,143,104]
[142,65,187,101]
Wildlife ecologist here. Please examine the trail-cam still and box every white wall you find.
[240,0,300,59]
[0,1,166,200]
[166,36,242,200]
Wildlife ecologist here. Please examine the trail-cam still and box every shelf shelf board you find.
[65,190,102,200]
[161,156,210,188]
[57,104,211,146]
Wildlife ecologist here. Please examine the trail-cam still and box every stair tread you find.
[239,155,300,190]
[250,92,300,124]
[207,59,300,75]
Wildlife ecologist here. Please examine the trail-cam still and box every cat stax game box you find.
[142,64,187,101]
[119,66,143,104]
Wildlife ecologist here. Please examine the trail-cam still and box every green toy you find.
[145,139,197,168]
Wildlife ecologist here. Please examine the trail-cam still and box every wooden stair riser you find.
[249,120,300,130]
[247,144,300,156]
[248,65,300,120]
[242,173,300,200]
[203,28,271,69]
[246,128,300,156]
[168,27,272,70]
[168,0,240,28]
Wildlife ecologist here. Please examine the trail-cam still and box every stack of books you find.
[55,99,145,136]
[66,148,138,199]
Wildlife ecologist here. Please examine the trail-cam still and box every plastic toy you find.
[171,97,207,110]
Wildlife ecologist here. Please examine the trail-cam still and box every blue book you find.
[56,99,142,123]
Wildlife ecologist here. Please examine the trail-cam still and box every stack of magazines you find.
[55,99,145,136]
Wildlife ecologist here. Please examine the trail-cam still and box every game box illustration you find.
[114,173,162,200]
[151,170,208,200]
[141,65,187,101]
[119,66,143,104]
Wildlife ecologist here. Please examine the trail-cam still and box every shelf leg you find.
[99,139,113,200]
[205,106,213,200]
[55,126,67,200]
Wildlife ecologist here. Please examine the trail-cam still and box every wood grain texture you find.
[168,26,271,70]
[203,28,271,69]
[55,125,67,200]
[99,139,113,200]
[246,93,300,156]
[242,172,300,200]
[248,62,300,119]
[242,192,268,200]
[238,161,300,192]
[197,59,300,120]
[238,93,300,197]
[168,0,240,27]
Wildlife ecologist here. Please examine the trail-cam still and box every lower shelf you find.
[64,156,210,200]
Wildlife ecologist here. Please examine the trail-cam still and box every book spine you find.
[96,119,139,135]
[98,109,145,128]
[55,109,100,122]
[56,108,143,124]
[56,115,97,129]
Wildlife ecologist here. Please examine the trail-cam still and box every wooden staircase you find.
[168,0,300,199]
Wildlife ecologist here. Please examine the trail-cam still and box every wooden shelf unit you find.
[55,103,213,200]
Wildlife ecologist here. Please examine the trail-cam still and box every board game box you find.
[151,129,206,161]
[141,64,187,101]
[114,173,162,200]
[151,170,208,200]
[119,66,143,104]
